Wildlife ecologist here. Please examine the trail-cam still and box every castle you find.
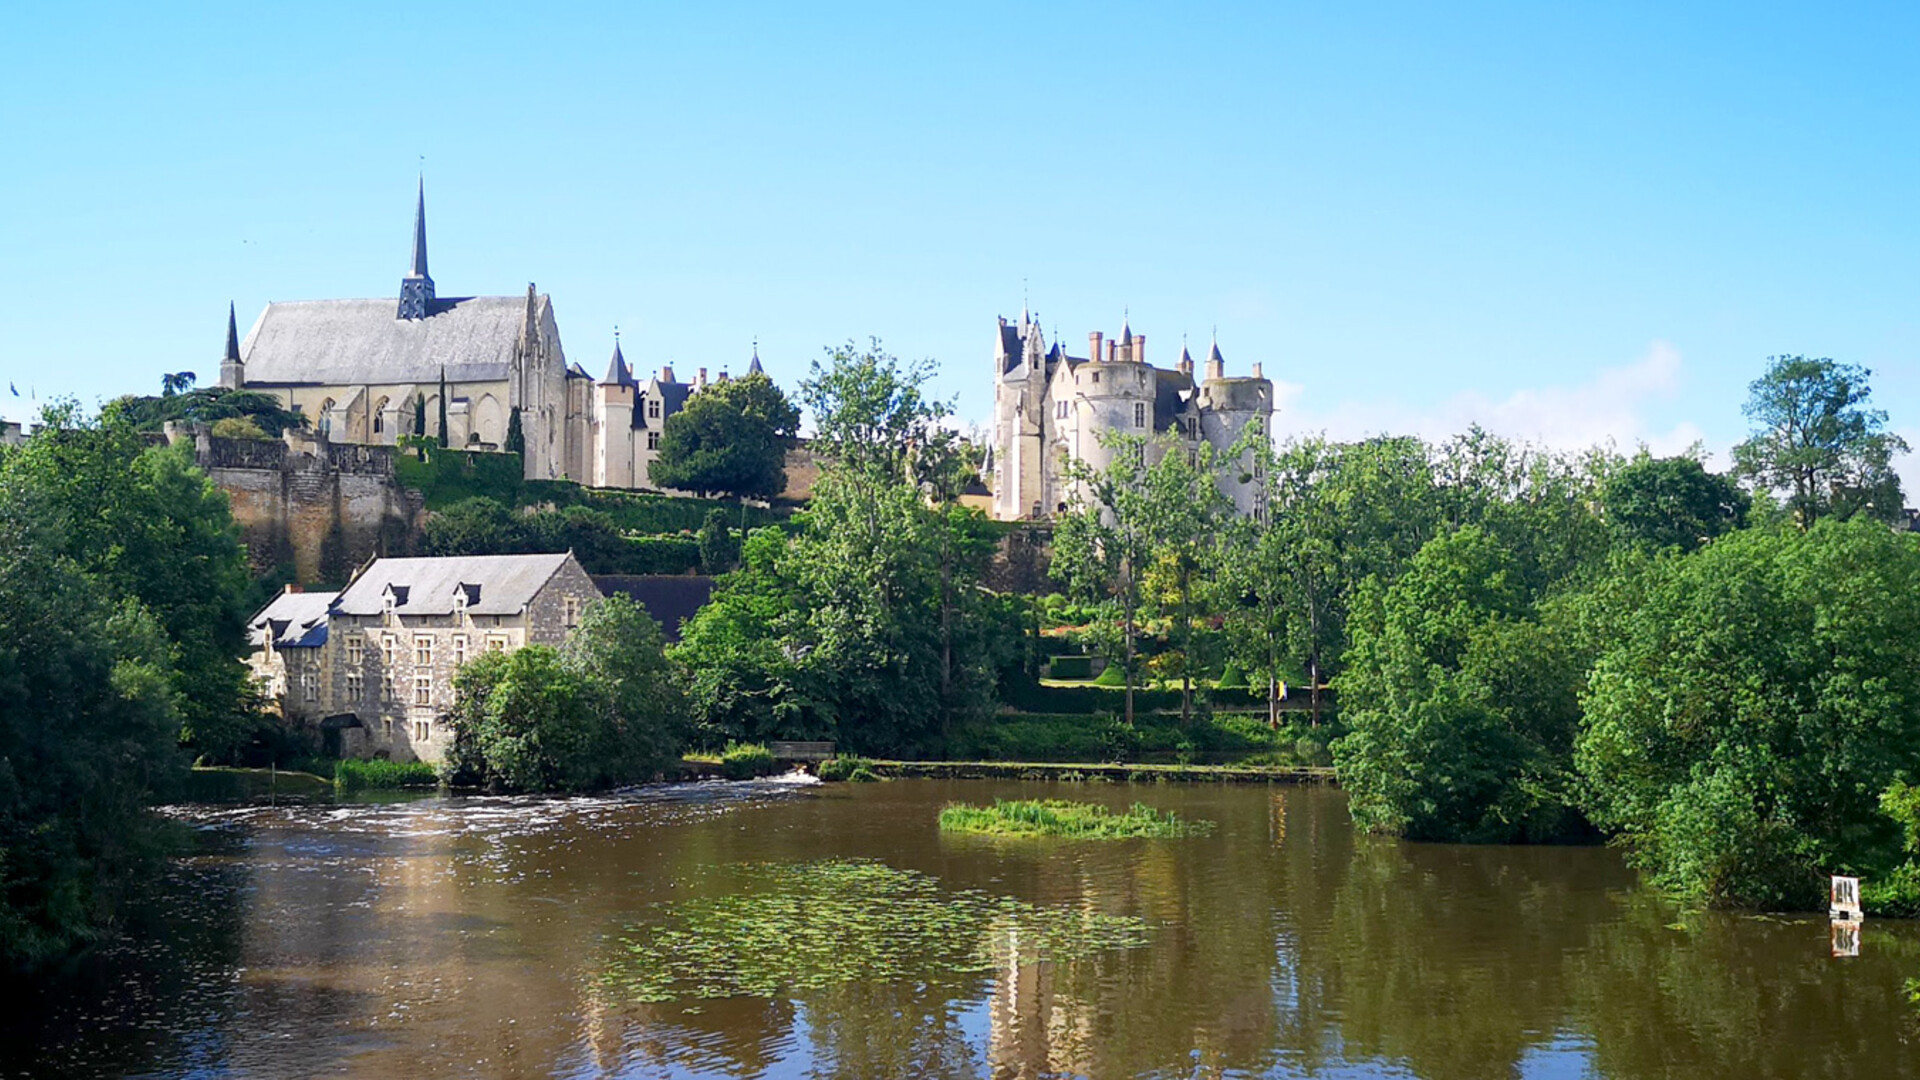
[987,311,1274,521]
[218,181,754,491]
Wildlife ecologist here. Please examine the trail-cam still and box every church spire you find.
[219,302,245,388]
[748,340,764,377]
[398,176,436,320]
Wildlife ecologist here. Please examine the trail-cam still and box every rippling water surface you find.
[9,779,1918,1079]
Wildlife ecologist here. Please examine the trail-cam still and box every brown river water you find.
[8,778,1919,1079]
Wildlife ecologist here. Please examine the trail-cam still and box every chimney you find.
[1089,331,1103,364]
[1252,362,1263,379]
[660,366,675,383]
[696,366,708,389]
[1134,333,1146,367]
[283,583,303,594]
[1108,340,1117,363]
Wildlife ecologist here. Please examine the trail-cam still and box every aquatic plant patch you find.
[602,860,1148,1003]
[938,799,1213,839]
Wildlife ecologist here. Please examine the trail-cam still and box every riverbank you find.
[858,759,1335,784]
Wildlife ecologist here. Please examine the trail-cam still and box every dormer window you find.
[647,397,661,420]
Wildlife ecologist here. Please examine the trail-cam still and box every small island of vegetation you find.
[938,799,1212,839]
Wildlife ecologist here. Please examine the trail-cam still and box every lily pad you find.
[602,859,1149,1003]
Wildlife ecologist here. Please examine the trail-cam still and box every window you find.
[563,596,581,629]
[647,431,660,451]
[301,671,319,702]
[1090,371,1100,384]
[346,671,364,701]
[453,635,468,666]
[1134,402,1146,428]
[345,636,363,666]
[487,635,510,653]
[414,719,432,742]
[647,398,661,420]
[414,635,433,667]
[1055,400,1068,420]
[1188,450,1198,468]
[383,717,394,736]
[382,635,397,668]
[413,674,432,706]
[382,593,397,623]
[382,673,396,702]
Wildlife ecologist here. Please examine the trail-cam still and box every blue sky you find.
[4,1,1916,482]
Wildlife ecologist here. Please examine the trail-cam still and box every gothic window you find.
[317,398,336,439]
[1134,402,1146,428]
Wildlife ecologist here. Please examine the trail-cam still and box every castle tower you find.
[1196,334,1274,517]
[594,336,636,488]
[218,302,244,389]
[397,178,436,320]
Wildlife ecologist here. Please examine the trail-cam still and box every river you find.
[8,778,1917,1079]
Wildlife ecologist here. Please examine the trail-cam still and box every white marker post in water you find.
[1830,875,1863,922]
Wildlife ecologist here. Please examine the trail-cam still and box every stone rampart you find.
[166,424,424,584]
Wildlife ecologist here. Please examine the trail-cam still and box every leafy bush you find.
[1046,655,1095,680]
[719,741,778,779]
[334,758,439,791]
[1093,663,1127,687]
[818,755,881,782]
[1216,660,1246,689]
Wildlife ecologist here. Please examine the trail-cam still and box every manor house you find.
[987,311,1275,521]
[246,553,601,764]
[218,182,755,491]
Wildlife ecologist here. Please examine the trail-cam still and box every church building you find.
[987,310,1275,521]
[218,181,747,491]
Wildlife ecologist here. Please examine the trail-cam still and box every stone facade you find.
[220,182,776,498]
[987,312,1274,521]
[245,553,603,765]
[167,424,423,582]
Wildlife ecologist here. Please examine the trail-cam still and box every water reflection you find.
[11,780,1920,1078]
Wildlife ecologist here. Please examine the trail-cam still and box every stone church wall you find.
[166,425,425,585]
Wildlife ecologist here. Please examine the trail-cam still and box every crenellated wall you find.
[165,424,425,584]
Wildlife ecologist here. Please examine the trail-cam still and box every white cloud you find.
[1276,341,1711,463]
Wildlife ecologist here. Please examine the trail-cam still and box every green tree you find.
[104,385,306,437]
[444,596,684,791]
[0,436,190,963]
[1334,527,1587,843]
[1051,432,1156,726]
[1731,355,1908,526]
[674,342,1003,756]
[801,339,946,481]
[420,496,528,556]
[3,405,256,759]
[1601,452,1748,552]
[1139,439,1231,726]
[504,406,524,456]
[648,372,800,499]
[1223,433,1441,727]
[1576,518,1920,908]
[436,368,449,449]
[698,508,740,573]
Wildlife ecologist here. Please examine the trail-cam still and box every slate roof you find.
[334,553,580,617]
[1153,367,1196,432]
[592,575,715,642]
[239,295,544,386]
[248,590,338,650]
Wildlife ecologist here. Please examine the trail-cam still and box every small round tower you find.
[1197,336,1274,517]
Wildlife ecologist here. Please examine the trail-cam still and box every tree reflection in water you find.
[12,783,1920,1079]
